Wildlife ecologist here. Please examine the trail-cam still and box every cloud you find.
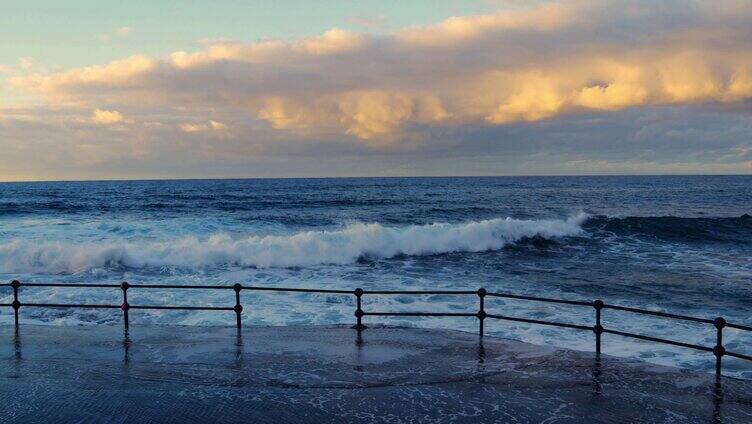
[179,120,226,132]
[91,108,123,124]
[13,55,155,95]
[1,102,751,181]
[12,0,752,144]
[117,26,133,36]
[3,1,752,180]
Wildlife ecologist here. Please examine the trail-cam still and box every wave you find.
[0,214,588,274]
[585,214,752,244]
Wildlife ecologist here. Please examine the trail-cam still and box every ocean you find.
[1,176,750,377]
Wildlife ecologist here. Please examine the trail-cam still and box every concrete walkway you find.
[1,324,750,423]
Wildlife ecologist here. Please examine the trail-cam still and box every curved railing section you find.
[1,280,750,377]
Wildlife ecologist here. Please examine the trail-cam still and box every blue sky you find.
[1,0,493,68]
[1,1,752,181]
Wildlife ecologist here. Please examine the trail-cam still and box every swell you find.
[0,214,588,274]
[0,196,403,216]
[584,214,752,244]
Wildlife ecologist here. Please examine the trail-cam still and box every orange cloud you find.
[91,108,124,124]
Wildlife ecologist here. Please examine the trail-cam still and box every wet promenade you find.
[1,324,750,423]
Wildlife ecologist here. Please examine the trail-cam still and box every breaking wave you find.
[0,214,588,274]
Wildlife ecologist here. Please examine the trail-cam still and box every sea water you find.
[1,176,750,377]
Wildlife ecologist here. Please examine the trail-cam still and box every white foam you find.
[0,214,588,274]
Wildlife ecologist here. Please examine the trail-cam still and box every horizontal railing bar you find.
[363,312,477,317]
[11,283,234,290]
[243,286,352,294]
[6,283,350,293]
[727,322,752,332]
[10,283,355,294]
[486,292,592,307]
[603,304,715,324]
[486,313,592,331]
[20,303,120,309]
[602,329,713,352]
[129,284,234,290]
[365,290,476,295]
[0,304,12,307]
[15,283,121,288]
[129,305,234,311]
[725,351,752,362]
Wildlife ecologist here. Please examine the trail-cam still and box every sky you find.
[1,0,752,181]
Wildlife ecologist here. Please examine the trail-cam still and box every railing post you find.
[477,288,487,337]
[593,299,604,355]
[353,288,365,330]
[713,317,726,378]
[11,280,20,328]
[120,281,130,332]
[233,284,243,329]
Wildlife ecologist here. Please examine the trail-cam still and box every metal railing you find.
[1,280,751,377]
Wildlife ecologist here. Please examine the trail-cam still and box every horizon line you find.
[2,173,751,184]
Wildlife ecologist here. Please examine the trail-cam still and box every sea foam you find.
[0,214,588,274]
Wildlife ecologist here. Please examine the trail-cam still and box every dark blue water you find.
[1,176,750,376]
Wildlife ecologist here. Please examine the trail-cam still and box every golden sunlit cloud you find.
[91,108,124,124]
